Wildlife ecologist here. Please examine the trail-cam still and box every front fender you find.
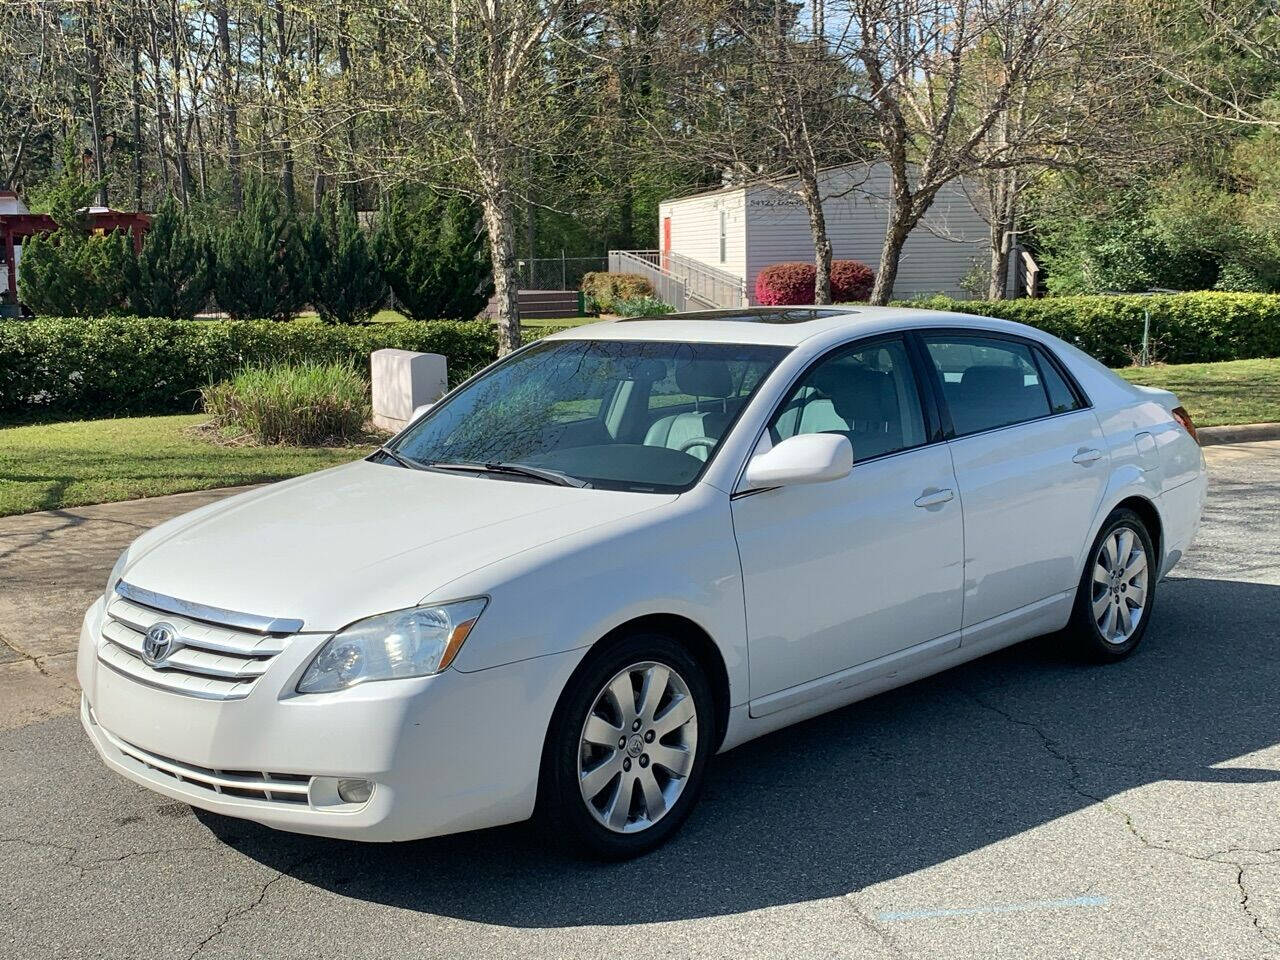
[432,484,749,707]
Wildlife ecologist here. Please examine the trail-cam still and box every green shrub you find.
[581,272,653,313]
[375,186,492,322]
[0,316,497,417]
[201,361,370,445]
[18,229,133,317]
[303,198,387,324]
[212,183,308,321]
[896,292,1280,367]
[128,200,214,320]
[615,295,674,317]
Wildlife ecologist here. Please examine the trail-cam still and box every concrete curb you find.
[1197,422,1280,446]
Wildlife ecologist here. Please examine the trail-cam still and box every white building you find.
[611,162,999,309]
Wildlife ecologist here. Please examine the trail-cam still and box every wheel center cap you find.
[626,735,644,758]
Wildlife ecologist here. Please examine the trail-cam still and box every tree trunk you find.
[870,166,914,305]
[796,169,832,303]
[215,0,243,209]
[986,170,1018,300]
[168,0,193,207]
[484,196,520,354]
[273,0,295,205]
[82,10,108,206]
[130,6,144,209]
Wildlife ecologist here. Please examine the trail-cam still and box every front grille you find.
[93,717,311,805]
[98,592,295,701]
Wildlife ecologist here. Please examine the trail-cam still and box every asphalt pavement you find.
[1,445,1278,960]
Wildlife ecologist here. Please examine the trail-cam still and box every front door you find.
[731,336,965,707]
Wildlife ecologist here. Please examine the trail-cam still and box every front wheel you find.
[539,633,713,859]
[1068,507,1156,661]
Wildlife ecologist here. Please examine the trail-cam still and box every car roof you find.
[542,306,1026,348]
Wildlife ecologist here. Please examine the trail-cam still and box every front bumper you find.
[78,597,583,842]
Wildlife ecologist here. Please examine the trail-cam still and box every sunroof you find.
[617,307,851,325]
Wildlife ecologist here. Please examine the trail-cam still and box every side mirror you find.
[409,403,434,424]
[742,433,853,491]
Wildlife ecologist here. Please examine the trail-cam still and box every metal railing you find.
[609,250,689,311]
[608,249,749,310]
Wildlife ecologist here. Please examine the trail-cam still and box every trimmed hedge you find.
[895,293,1280,367]
[0,317,498,417]
[757,260,876,305]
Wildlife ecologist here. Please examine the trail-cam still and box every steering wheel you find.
[677,436,717,455]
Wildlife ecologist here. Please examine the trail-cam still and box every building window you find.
[719,211,727,263]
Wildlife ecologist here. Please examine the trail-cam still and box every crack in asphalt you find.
[962,687,1279,948]
[2,834,223,879]
[185,855,316,960]
[1237,865,1280,947]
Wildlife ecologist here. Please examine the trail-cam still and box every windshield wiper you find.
[425,460,590,488]
[374,446,428,471]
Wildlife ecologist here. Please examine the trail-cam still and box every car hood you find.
[120,460,676,631]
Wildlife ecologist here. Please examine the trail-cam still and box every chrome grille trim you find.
[115,581,304,635]
[98,590,302,701]
[95,721,311,805]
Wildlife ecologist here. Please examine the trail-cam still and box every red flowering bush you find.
[755,262,815,305]
[755,260,876,305]
[830,260,875,302]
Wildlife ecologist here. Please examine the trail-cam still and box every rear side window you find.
[1034,346,1084,414]
[922,335,1051,435]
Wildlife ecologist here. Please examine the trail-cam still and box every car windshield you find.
[387,339,790,492]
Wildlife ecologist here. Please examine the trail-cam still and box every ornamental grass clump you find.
[201,361,370,445]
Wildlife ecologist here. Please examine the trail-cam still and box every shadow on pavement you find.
[198,575,1280,926]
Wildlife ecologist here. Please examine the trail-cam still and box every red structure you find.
[0,190,150,300]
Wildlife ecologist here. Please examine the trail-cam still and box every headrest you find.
[961,364,1025,394]
[811,362,892,422]
[675,359,734,399]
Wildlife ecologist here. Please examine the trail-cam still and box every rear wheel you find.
[1068,507,1156,661]
[540,633,713,859]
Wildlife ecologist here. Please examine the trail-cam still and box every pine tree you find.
[212,183,307,321]
[374,187,492,322]
[303,198,387,324]
[128,200,213,319]
[18,229,132,317]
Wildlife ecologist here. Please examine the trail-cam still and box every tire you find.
[1068,507,1157,661]
[539,632,714,860]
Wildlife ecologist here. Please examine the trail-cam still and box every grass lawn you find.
[0,415,372,518]
[1116,357,1280,428]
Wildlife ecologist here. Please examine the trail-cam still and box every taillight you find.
[1172,405,1198,444]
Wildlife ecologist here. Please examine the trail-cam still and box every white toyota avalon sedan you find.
[78,306,1206,858]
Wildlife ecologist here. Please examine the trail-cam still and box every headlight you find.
[104,550,128,604]
[296,598,488,694]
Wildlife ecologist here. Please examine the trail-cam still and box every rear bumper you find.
[78,597,583,842]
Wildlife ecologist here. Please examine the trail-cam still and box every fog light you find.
[336,778,373,804]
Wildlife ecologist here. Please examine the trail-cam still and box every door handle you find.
[914,487,954,508]
[1072,447,1104,465]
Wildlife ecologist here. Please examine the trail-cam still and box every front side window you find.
[390,339,788,492]
[922,335,1052,435]
[770,337,927,462]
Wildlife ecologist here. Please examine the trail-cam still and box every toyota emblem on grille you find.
[142,622,178,666]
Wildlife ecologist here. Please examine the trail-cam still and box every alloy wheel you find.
[577,661,698,834]
[1091,525,1149,644]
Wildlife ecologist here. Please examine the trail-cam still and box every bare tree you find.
[649,0,869,302]
[850,0,1077,303]
[296,0,597,352]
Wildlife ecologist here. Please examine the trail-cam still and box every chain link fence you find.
[516,256,607,291]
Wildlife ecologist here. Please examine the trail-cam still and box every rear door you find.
[917,332,1108,629]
